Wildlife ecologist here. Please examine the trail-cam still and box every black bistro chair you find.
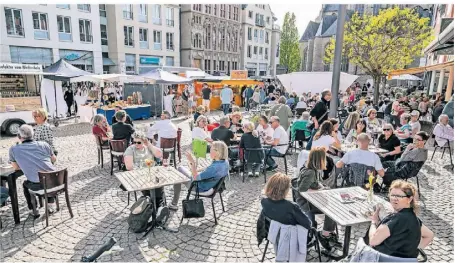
[180,176,227,225]
[160,137,178,168]
[292,129,310,152]
[240,147,267,183]
[95,136,110,168]
[430,136,453,168]
[109,139,127,175]
[265,144,289,175]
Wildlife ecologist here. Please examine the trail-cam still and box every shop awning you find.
[387,61,454,79]
[102,57,116,66]
[202,79,263,85]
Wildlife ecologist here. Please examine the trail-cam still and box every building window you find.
[32,12,49,39]
[220,4,225,18]
[259,47,263,58]
[354,4,364,16]
[228,5,231,19]
[152,5,161,25]
[265,48,268,59]
[57,16,71,42]
[124,25,134,47]
[100,24,107,45]
[341,55,349,72]
[302,47,308,71]
[99,4,106,17]
[214,4,217,16]
[233,31,238,52]
[77,4,90,12]
[247,27,252,41]
[247,45,252,58]
[166,7,174,27]
[125,54,136,74]
[248,11,253,18]
[219,61,224,71]
[56,4,70,9]
[266,16,270,24]
[153,30,162,50]
[213,27,217,50]
[233,6,239,21]
[253,46,257,58]
[5,8,24,37]
[254,29,258,42]
[166,32,174,50]
[193,33,202,49]
[220,31,225,51]
[205,4,211,14]
[139,4,148,22]
[79,19,92,43]
[123,4,133,20]
[139,28,148,49]
[373,4,380,16]
[204,59,211,73]
[205,24,211,49]
[259,30,264,43]
[166,56,174,66]
[193,4,202,12]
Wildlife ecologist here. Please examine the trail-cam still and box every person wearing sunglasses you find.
[379,132,429,187]
[378,123,401,162]
[367,180,434,258]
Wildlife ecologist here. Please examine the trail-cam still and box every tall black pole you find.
[329,5,347,118]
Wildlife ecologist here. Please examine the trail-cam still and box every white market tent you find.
[139,69,192,84]
[70,73,152,83]
[277,71,359,94]
[391,74,422,81]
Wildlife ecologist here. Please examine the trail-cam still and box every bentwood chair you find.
[95,136,110,168]
[160,137,178,168]
[109,139,127,175]
[29,168,73,227]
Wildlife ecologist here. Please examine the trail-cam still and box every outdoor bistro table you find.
[301,186,392,260]
[331,144,389,155]
[115,166,190,236]
[0,165,23,224]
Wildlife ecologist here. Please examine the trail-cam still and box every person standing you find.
[244,85,254,111]
[267,82,275,96]
[306,89,331,150]
[269,96,293,131]
[201,83,212,114]
[64,87,74,116]
[220,85,233,115]
[32,108,56,154]
[259,86,266,104]
[164,88,175,118]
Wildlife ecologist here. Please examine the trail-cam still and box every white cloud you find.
[270,4,322,38]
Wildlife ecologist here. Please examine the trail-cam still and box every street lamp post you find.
[329,4,347,118]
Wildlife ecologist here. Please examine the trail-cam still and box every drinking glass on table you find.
[162,158,169,169]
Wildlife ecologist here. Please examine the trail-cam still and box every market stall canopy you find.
[70,74,153,83]
[387,60,454,79]
[195,73,231,83]
[390,74,422,81]
[139,69,192,84]
[43,59,93,81]
[277,72,358,94]
[185,70,206,79]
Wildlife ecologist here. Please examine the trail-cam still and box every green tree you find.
[280,12,301,73]
[325,7,433,103]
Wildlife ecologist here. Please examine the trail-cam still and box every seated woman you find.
[380,132,429,187]
[368,180,434,258]
[364,109,380,129]
[230,111,244,134]
[240,122,264,177]
[395,113,412,144]
[290,112,311,148]
[311,120,341,179]
[192,116,214,143]
[123,132,164,206]
[194,105,205,123]
[256,115,274,144]
[92,114,111,146]
[169,141,229,210]
[259,172,312,229]
[329,118,343,142]
[378,123,402,162]
[297,147,338,251]
[346,119,367,143]
[343,111,361,136]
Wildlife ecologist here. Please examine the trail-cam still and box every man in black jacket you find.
[306,89,331,150]
[112,110,135,145]
[111,106,133,126]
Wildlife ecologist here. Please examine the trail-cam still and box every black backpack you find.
[127,196,154,233]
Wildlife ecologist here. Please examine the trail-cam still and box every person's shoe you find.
[247,172,253,177]
[328,232,342,248]
[254,172,260,177]
[47,206,56,215]
[168,203,178,211]
[266,165,278,171]
[317,231,333,252]
[29,211,40,219]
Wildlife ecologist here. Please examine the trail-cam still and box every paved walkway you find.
[0,116,453,262]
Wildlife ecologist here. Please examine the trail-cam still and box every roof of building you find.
[320,10,354,37]
[300,21,320,42]
[315,15,338,36]
[323,4,339,12]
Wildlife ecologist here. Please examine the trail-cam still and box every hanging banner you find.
[230,70,248,79]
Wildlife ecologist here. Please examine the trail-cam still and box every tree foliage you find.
[280,12,301,73]
[324,7,433,102]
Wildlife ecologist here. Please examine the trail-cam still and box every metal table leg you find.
[7,174,20,224]
[324,225,351,261]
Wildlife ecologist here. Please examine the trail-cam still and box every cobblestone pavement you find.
[0,114,453,262]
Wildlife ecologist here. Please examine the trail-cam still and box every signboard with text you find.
[230,70,248,79]
[0,63,42,74]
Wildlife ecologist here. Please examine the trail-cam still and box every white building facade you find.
[240,4,275,77]
[1,4,103,73]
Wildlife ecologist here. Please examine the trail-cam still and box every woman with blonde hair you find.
[170,141,229,210]
[343,111,361,135]
[192,115,213,143]
[259,173,312,228]
[32,108,56,153]
[297,147,338,251]
[240,122,263,177]
[368,180,434,258]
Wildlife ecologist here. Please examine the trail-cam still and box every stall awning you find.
[102,57,116,66]
[387,60,454,79]
[201,79,263,85]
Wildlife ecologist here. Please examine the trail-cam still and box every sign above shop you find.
[230,70,248,79]
[140,57,160,65]
[0,63,42,74]
[64,53,81,61]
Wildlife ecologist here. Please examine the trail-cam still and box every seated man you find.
[336,133,385,185]
[264,116,289,171]
[147,110,178,148]
[212,116,238,161]
[112,110,135,145]
[380,131,429,187]
[111,106,133,126]
[433,114,454,148]
[295,96,308,109]
[9,125,56,217]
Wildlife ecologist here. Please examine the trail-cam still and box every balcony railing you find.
[140,41,148,49]
[166,19,174,27]
[80,34,93,43]
[34,30,49,40]
[123,11,133,20]
[139,14,148,22]
[59,32,72,42]
[152,17,161,25]
[255,20,265,27]
[154,42,162,50]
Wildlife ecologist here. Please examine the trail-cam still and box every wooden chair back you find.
[109,139,127,156]
[37,168,68,196]
[161,137,177,159]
